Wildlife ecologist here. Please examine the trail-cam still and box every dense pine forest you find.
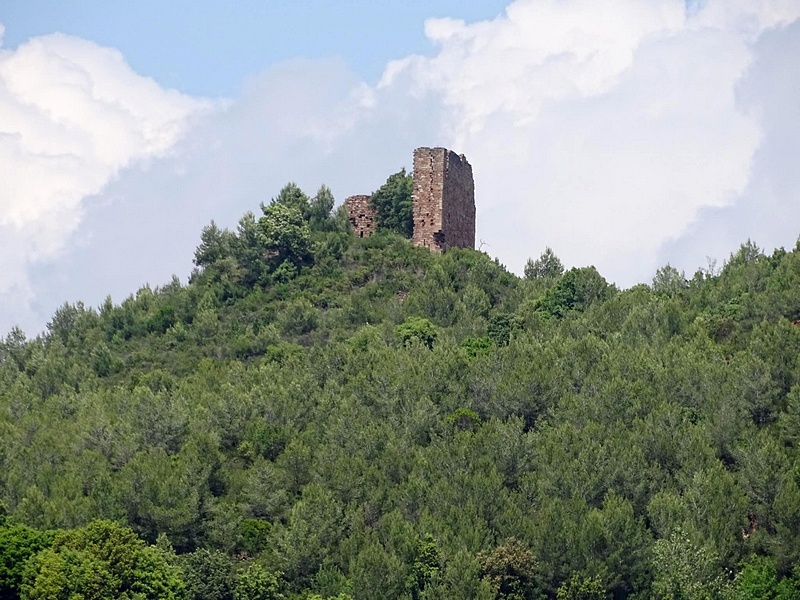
[2,179,800,599]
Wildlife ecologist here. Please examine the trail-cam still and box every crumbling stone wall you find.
[344,195,377,238]
[411,147,475,253]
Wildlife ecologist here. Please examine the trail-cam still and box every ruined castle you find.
[344,147,475,253]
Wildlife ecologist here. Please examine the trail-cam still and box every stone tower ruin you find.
[411,147,475,253]
[344,147,475,253]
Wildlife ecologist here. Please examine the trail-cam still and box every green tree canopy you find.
[258,202,312,278]
[395,316,438,349]
[0,523,55,599]
[537,266,613,318]
[478,537,538,600]
[20,520,184,600]
[270,182,310,218]
[7,191,800,599]
[308,185,336,231]
[524,247,564,280]
[652,264,687,297]
[370,168,414,238]
[195,221,235,269]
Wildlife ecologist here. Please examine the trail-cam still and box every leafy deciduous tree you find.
[20,520,184,600]
[371,169,414,238]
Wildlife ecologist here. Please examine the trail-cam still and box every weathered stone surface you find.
[412,147,475,253]
[344,194,377,238]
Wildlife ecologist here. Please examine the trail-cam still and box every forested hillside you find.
[2,181,800,599]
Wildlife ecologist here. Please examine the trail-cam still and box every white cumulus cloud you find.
[380,0,800,283]
[0,26,209,302]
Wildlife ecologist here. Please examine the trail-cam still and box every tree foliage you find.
[20,520,184,600]
[2,194,800,599]
[370,168,414,238]
[478,537,538,599]
[395,316,438,349]
[0,524,54,598]
[537,266,613,318]
[258,202,312,277]
[524,247,564,281]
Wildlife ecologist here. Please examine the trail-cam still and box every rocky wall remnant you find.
[411,147,475,253]
[344,194,377,238]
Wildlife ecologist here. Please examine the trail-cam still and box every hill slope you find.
[2,187,800,599]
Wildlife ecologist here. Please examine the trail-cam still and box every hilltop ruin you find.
[344,147,475,253]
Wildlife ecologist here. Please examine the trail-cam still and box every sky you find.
[1,0,799,336]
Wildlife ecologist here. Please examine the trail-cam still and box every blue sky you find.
[2,1,510,95]
[2,1,800,335]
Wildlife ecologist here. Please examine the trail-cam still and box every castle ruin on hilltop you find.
[344,147,475,253]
